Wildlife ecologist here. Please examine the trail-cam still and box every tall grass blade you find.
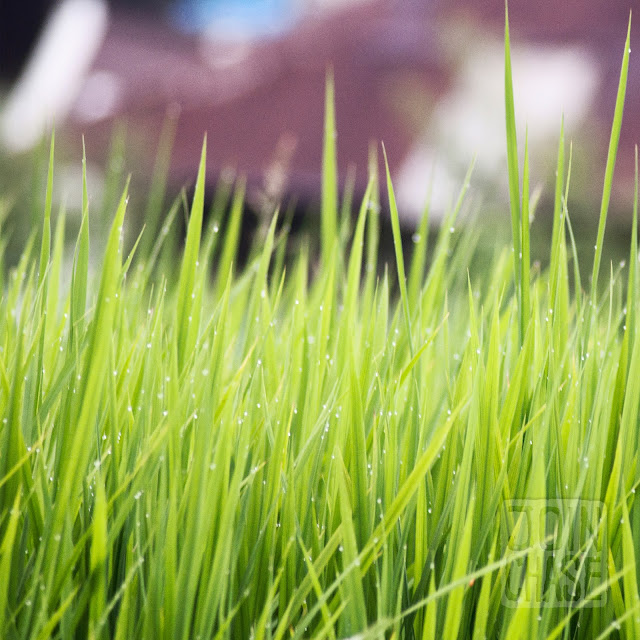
[504,3,522,342]
[383,144,413,355]
[176,136,206,371]
[591,14,631,302]
[520,128,531,339]
[321,69,338,266]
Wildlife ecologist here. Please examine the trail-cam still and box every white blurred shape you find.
[436,43,598,176]
[396,43,599,223]
[73,70,123,123]
[0,0,109,152]
[395,149,457,226]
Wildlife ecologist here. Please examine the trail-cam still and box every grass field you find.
[1,10,640,640]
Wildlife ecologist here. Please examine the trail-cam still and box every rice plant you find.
[1,9,639,639]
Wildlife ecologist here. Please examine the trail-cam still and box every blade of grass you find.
[321,68,338,266]
[383,144,413,356]
[176,136,206,371]
[504,3,522,344]
[590,14,631,305]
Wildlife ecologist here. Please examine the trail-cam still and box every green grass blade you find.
[69,140,90,348]
[383,144,414,356]
[321,68,338,266]
[591,14,631,302]
[214,176,245,301]
[176,136,206,371]
[504,3,522,341]
[37,132,54,289]
[0,492,21,635]
[89,475,108,640]
[442,498,475,639]
[627,144,638,359]
[407,194,430,310]
[520,128,531,339]
[141,106,179,256]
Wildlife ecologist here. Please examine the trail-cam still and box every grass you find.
[1,10,640,639]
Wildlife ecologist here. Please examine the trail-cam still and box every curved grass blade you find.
[591,14,631,303]
[504,3,522,342]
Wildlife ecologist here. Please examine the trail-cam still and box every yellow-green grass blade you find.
[33,134,55,417]
[214,176,245,301]
[471,539,495,640]
[141,106,179,256]
[621,498,640,638]
[339,163,356,246]
[37,132,54,290]
[422,572,438,639]
[343,177,373,322]
[321,68,338,266]
[383,144,414,356]
[69,140,90,349]
[0,491,21,635]
[442,496,475,639]
[591,15,631,303]
[520,128,531,340]
[407,193,431,310]
[504,2,522,340]
[363,142,380,311]
[46,206,66,326]
[336,455,368,635]
[88,475,108,640]
[627,145,639,363]
[176,136,206,371]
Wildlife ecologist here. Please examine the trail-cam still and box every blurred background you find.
[0,0,638,269]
